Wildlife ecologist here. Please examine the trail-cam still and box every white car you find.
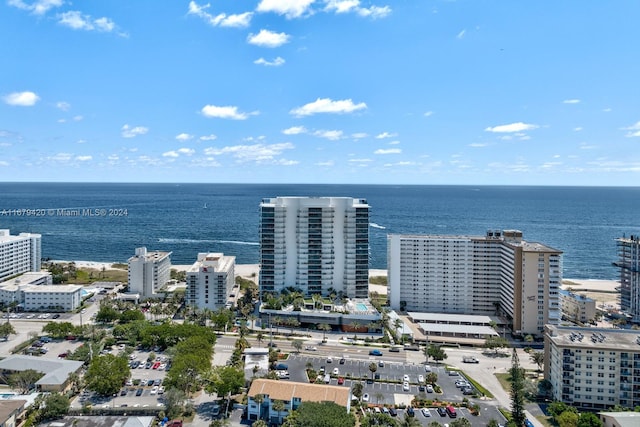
[362,393,370,402]
[158,386,165,394]
[150,386,158,395]
[418,374,424,383]
[305,346,318,351]
[402,382,410,392]
[426,384,434,393]
[333,367,339,375]
[421,408,431,417]
[403,374,410,382]
[326,356,333,363]
[424,365,432,372]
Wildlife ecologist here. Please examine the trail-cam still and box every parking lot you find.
[70,346,171,410]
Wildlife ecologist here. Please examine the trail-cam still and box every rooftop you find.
[546,325,640,351]
[0,355,83,386]
[408,312,498,325]
[248,379,350,408]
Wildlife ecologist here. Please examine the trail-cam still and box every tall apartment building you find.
[545,325,640,410]
[614,235,640,323]
[186,253,235,311]
[259,197,369,299]
[388,230,562,336]
[127,247,172,299]
[0,229,41,282]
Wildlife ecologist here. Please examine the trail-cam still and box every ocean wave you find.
[158,238,259,246]
[370,223,386,229]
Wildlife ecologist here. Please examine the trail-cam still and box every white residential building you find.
[259,197,369,299]
[614,235,640,323]
[127,247,172,299]
[388,230,562,336]
[0,272,82,311]
[545,325,640,410]
[186,253,235,311]
[0,229,41,282]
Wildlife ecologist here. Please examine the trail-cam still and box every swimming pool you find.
[356,303,368,311]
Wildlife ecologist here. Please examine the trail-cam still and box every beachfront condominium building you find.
[127,247,172,299]
[0,272,82,311]
[544,325,640,410]
[259,197,369,299]
[614,235,640,323]
[186,252,235,311]
[388,230,562,336]
[0,229,41,283]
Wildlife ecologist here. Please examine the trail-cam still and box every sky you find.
[1,0,640,185]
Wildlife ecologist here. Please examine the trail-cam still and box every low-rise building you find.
[599,411,640,427]
[0,272,82,312]
[0,355,83,393]
[185,253,235,311]
[247,379,351,424]
[545,325,640,410]
[560,289,597,324]
[0,399,28,427]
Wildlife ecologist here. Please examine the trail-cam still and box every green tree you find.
[84,354,130,396]
[0,322,16,340]
[292,339,303,353]
[163,388,186,419]
[427,344,448,364]
[42,321,76,339]
[399,414,421,427]
[8,369,44,394]
[285,401,355,427]
[95,306,120,323]
[369,362,378,380]
[351,382,363,399]
[530,351,544,372]
[557,411,579,427]
[317,323,331,342]
[428,422,444,427]
[487,420,500,427]
[362,413,398,427]
[252,421,268,427]
[119,309,145,323]
[273,399,287,424]
[484,336,509,354]
[38,393,70,421]
[509,348,526,427]
[450,419,472,427]
[426,372,438,385]
[577,412,603,427]
[548,401,576,417]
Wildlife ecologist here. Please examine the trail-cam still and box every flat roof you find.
[418,323,499,336]
[546,325,640,351]
[0,355,83,386]
[408,312,497,324]
[248,379,350,408]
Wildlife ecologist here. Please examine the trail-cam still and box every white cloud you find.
[348,158,372,163]
[49,152,72,162]
[75,155,92,161]
[3,91,40,106]
[256,0,315,19]
[423,111,433,117]
[313,130,343,140]
[57,11,118,33]
[282,126,307,135]
[388,140,400,145]
[574,127,583,132]
[56,101,70,111]
[384,161,416,167]
[199,134,217,141]
[203,142,294,163]
[351,132,367,139]
[187,2,253,28]
[73,115,83,121]
[247,29,291,47]
[290,97,367,116]
[254,56,286,66]
[8,0,63,15]
[356,5,391,18]
[456,29,466,39]
[163,151,179,158]
[76,139,86,144]
[603,108,612,112]
[315,160,335,166]
[121,124,149,138]
[580,143,597,149]
[375,131,397,139]
[485,122,539,133]
[623,121,640,137]
[325,1,391,18]
[176,133,194,141]
[201,104,251,120]
[374,148,401,154]
[0,161,9,167]
[178,148,195,156]
[563,99,581,104]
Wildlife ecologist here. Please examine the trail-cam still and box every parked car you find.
[147,379,154,386]
[426,384,434,393]
[305,346,317,351]
[403,374,410,382]
[150,386,158,395]
[418,374,424,383]
[337,377,344,385]
[389,408,397,416]
[421,408,431,417]
[120,388,128,396]
[135,388,144,396]
[339,357,346,364]
[402,382,410,392]
[275,363,288,370]
[158,386,165,394]
[418,385,426,392]
[362,393,370,402]
[437,407,447,417]
[424,365,432,372]
[333,367,339,375]
[326,356,333,363]
[406,407,415,417]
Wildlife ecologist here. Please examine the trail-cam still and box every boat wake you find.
[369,223,386,229]
[158,238,259,246]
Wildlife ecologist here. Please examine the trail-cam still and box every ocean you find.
[1,183,639,280]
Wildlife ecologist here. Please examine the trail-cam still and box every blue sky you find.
[1,0,639,185]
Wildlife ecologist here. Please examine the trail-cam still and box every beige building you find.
[0,400,27,427]
[560,290,597,324]
[0,229,41,283]
[388,230,562,336]
[545,325,640,410]
[185,252,235,311]
[247,379,351,424]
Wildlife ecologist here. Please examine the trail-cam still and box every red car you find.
[337,377,344,385]
[58,352,68,358]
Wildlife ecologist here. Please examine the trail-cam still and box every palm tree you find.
[368,362,378,380]
[256,331,264,346]
[287,318,300,336]
[399,413,421,427]
[351,321,362,340]
[253,394,265,420]
[317,323,331,342]
[530,351,545,373]
[272,399,286,424]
